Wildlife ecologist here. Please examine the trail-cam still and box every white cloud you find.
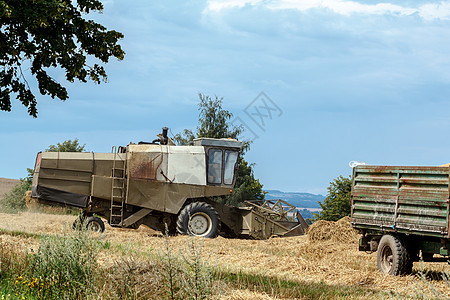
[206,0,260,11]
[205,0,450,20]
[420,2,450,20]
[267,0,416,16]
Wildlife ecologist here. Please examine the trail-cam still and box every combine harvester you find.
[31,127,308,239]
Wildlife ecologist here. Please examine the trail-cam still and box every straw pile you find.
[25,191,39,210]
[308,216,359,243]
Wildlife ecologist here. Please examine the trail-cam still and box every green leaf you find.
[0,0,125,117]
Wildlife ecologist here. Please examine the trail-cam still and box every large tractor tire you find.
[176,202,220,238]
[377,235,411,275]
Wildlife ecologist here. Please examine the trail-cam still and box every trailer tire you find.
[85,216,105,233]
[177,202,220,238]
[377,235,411,275]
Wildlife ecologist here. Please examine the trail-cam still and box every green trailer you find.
[351,165,450,275]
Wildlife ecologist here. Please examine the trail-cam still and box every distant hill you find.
[0,177,20,199]
[265,190,324,209]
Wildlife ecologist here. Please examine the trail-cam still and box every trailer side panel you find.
[351,165,450,238]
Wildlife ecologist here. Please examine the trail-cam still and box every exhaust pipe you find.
[161,127,168,145]
[139,126,170,145]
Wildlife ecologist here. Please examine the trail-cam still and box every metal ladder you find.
[110,146,127,227]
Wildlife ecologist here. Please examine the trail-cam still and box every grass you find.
[1,226,386,299]
[0,227,218,299]
[215,269,389,299]
[0,229,99,299]
[32,205,80,216]
[0,228,42,239]
[0,234,404,299]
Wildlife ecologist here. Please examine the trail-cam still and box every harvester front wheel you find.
[377,235,411,275]
[85,216,105,233]
[177,202,220,238]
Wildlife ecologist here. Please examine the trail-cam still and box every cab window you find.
[207,149,223,184]
[224,151,238,184]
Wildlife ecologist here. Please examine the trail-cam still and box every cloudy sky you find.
[2,0,450,194]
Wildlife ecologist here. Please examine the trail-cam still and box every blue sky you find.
[2,0,450,195]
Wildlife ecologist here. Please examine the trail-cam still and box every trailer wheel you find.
[177,202,220,238]
[85,216,105,233]
[377,235,411,275]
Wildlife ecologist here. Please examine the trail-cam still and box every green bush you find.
[313,175,352,222]
[0,228,217,299]
[1,168,33,213]
[0,229,100,299]
[0,180,31,213]
[28,231,99,299]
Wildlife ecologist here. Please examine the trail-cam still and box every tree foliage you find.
[0,0,125,117]
[224,159,265,206]
[196,94,240,140]
[174,93,265,206]
[173,94,242,145]
[314,175,352,222]
[46,138,86,152]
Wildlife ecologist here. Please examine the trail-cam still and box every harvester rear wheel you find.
[177,202,220,238]
[377,235,411,275]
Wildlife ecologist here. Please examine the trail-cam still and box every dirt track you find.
[0,211,449,299]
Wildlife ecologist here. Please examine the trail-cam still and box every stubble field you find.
[0,211,449,299]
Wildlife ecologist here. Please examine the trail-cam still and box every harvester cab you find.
[31,127,308,239]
